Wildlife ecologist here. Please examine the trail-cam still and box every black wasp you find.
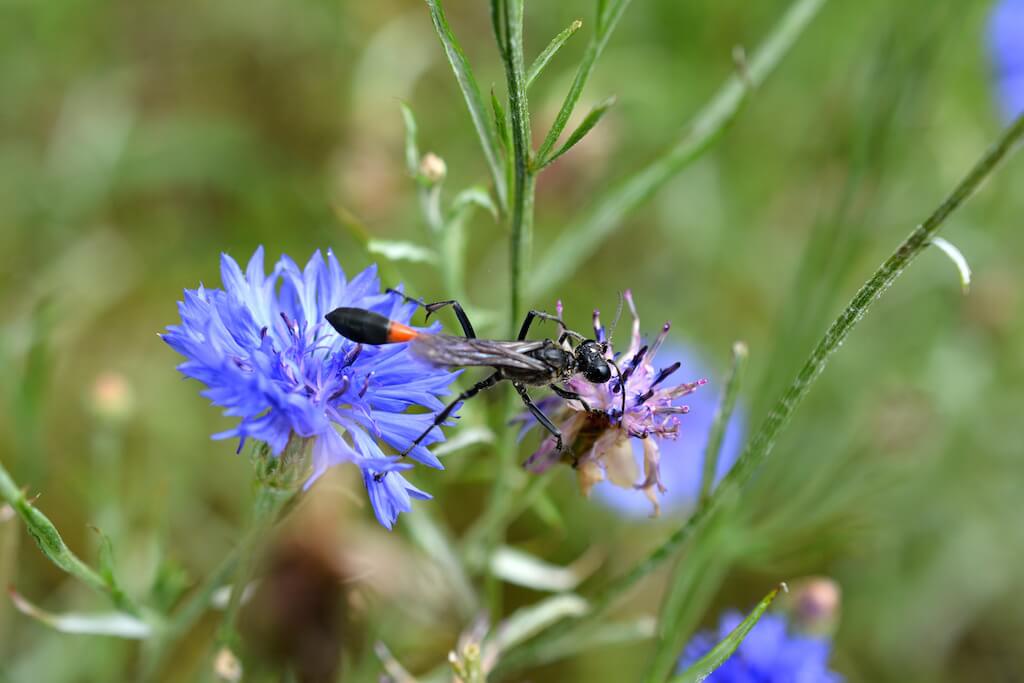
[325,290,624,458]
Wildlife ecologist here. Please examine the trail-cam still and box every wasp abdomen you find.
[325,307,419,345]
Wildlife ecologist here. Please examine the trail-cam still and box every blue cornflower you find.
[162,247,459,529]
[679,610,842,683]
[592,342,744,518]
[989,0,1024,121]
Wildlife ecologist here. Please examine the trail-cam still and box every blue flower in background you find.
[592,343,744,518]
[520,293,716,516]
[680,610,842,682]
[989,0,1024,121]
[163,247,459,529]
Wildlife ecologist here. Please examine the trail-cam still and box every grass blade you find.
[525,19,583,89]
[536,96,616,169]
[528,0,828,300]
[0,505,18,642]
[424,0,508,209]
[930,237,972,294]
[9,588,151,640]
[491,88,512,155]
[399,102,420,177]
[699,342,749,506]
[643,532,730,683]
[367,239,439,265]
[499,616,655,670]
[669,584,786,683]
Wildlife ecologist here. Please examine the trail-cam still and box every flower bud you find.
[88,372,135,422]
[788,576,841,635]
[419,152,447,184]
[213,647,242,683]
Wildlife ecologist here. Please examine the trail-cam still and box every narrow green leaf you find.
[516,617,655,668]
[491,88,511,155]
[535,0,632,163]
[525,19,583,89]
[89,525,117,587]
[643,530,730,683]
[403,512,478,619]
[425,0,507,209]
[670,584,786,683]
[430,425,494,457]
[529,490,564,531]
[375,641,421,683]
[329,203,404,286]
[489,546,601,592]
[699,342,749,506]
[489,594,589,652]
[399,103,420,177]
[367,239,439,265]
[537,96,615,169]
[0,461,139,615]
[0,506,17,642]
[930,237,972,294]
[451,186,499,221]
[528,0,828,300]
[9,588,152,639]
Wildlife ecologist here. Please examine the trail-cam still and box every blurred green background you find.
[1,0,1022,681]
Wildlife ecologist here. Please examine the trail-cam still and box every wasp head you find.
[575,340,611,384]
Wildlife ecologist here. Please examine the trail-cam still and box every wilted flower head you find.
[162,247,459,528]
[521,291,705,516]
[989,0,1024,121]
[592,342,744,517]
[679,610,843,682]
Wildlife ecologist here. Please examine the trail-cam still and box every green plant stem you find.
[699,342,748,506]
[0,504,19,643]
[139,548,242,681]
[493,0,534,333]
[0,458,139,616]
[495,111,1024,677]
[643,526,730,683]
[527,0,828,301]
[217,441,307,649]
[460,469,555,564]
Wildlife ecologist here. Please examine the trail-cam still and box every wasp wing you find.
[410,335,551,373]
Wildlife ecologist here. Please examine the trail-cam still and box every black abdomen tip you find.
[325,307,392,345]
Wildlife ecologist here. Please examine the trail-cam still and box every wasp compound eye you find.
[583,359,612,384]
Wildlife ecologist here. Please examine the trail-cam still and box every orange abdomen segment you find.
[386,321,419,343]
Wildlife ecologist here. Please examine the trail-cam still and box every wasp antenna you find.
[607,357,627,422]
[607,292,625,349]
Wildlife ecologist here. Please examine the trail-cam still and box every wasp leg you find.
[385,288,476,339]
[514,383,564,452]
[518,309,585,343]
[398,371,501,459]
[550,384,592,413]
